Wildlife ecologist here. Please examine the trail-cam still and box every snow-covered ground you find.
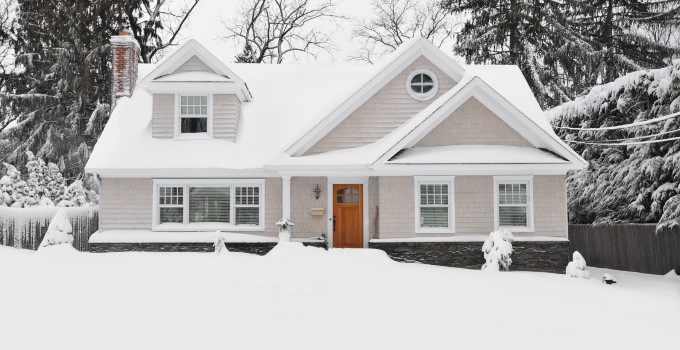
[0,244,678,349]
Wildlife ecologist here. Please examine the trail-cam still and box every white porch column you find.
[282,175,291,220]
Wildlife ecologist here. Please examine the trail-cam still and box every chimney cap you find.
[117,27,133,37]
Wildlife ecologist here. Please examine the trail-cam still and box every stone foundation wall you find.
[369,241,569,273]
[89,241,326,254]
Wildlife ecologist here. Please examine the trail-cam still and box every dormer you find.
[139,39,252,140]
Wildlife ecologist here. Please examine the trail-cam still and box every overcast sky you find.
[179,0,374,64]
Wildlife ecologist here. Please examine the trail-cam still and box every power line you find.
[568,128,680,144]
[565,135,680,146]
[554,111,680,131]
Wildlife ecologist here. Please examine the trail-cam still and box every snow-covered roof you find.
[86,38,586,177]
[269,66,585,171]
[86,63,372,175]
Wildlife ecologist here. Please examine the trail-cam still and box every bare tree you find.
[350,0,459,63]
[221,0,343,64]
[0,0,15,89]
[124,0,201,63]
[635,21,680,61]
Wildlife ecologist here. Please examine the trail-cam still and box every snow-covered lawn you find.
[0,244,678,349]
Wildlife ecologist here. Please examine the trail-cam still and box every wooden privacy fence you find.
[0,207,99,251]
[569,224,680,275]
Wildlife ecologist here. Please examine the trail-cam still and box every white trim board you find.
[140,39,252,101]
[286,38,465,157]
[414,176,455,234]
[372,77,588,170]
[151,178,266,232]
[492,175,535,233]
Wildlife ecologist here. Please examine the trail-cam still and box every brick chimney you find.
[110,30,140,108]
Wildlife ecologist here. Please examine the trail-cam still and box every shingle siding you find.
[377,177,415,237]
[99,178,282,236]
[152,93,241,140]
[305,56,457,155]
[151,94,174,138]
[290,177,327,237]
[373,175,567,239]
[213,94,241,141]
[100,178,153,231]
[415,97,532,147]
[172,55,213,74]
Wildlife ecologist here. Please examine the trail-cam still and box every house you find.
[85,32,587,271]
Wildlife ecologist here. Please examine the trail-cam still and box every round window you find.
[406,69,438,101]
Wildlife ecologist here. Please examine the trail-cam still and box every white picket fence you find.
[0,207,99,251]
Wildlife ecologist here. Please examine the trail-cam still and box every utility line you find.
[567,128,680,144]
[565,135,680,146]
[554,111,680,131]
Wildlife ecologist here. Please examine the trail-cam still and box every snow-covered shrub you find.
[0,155,97,208]
[566,251,591,279]
[481,230,514,271]
[1,162,29,208]
[38,208,74,249]
[275,218,294,243]
[58,180,88,207]
[214,231,228,255]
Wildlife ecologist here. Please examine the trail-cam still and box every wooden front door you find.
[333,184,363,248]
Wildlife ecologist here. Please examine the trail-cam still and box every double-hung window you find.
[415,176,455,233]
[154,179,265,231]
[179,95,209,134]
[494,176,534,231]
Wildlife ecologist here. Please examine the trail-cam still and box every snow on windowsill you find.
[89,230,324,244]
[369,235,568,243]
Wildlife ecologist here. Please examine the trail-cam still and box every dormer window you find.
[406,69,438,101]
[179,95,209,134]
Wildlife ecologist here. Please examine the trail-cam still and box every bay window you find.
[154,179,265,231]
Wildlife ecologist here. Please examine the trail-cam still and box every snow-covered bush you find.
[275,218,294,243]
[1,163,30,208]
[58,180,88,207]
[38,208,74,249]
[481,230,514,271]
[566,251,591,279]
[0,154,97,208]
[214,231,228,255]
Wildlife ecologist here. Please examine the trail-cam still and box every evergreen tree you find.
[549,60,680,229]
[444,0,680,109]
[568,0,680,83]
[0,0,126,180]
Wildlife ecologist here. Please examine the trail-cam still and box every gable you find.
[171,55,216,75]
[414,97,532,147]
[304,56,457,155]
[140,39,252,101]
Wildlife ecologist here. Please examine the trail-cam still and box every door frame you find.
[327,177,369,248]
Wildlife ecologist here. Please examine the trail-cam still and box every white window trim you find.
[174,93,213,139]
[493,176,534,232]
[414,176,455,234]
[405,69,439,101]
[152,179,265,231]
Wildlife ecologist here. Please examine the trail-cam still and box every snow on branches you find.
[481,230,514,272]
[550,60,680,230]
[566,251,591,279]
[38,208,74,249]
[0,152,97,208]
